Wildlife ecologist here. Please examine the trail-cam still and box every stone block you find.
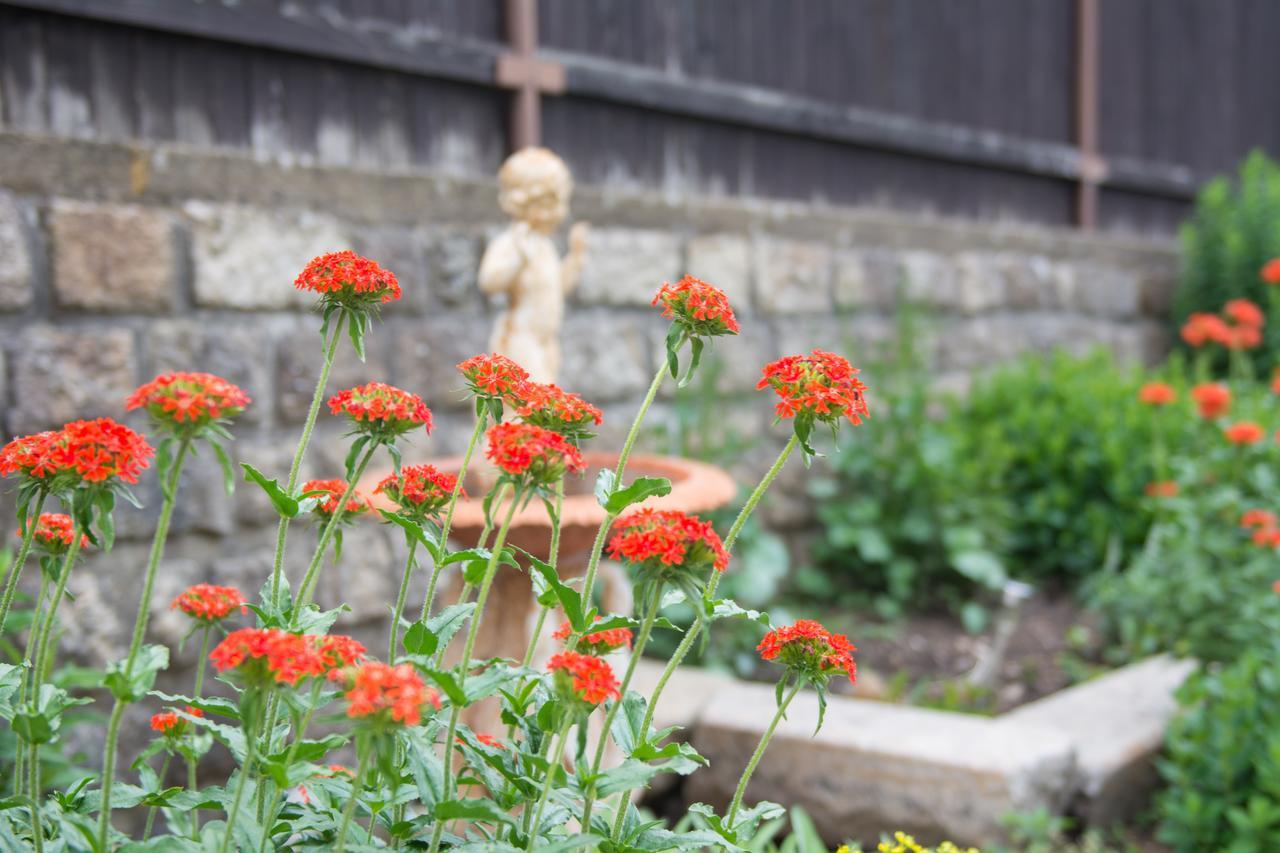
[276,317,392,423]
[0,191,34,311]
[952,252,1009,315]
[560,311,652,402]
[144,318,275,424]
[49,201,176,312]
[1004,655,1194,825]
[427,229,484,308]
[577,229,682,307]
[354,225,429,312]
[184,201,351,310]
[686,680,1076,847]
[1001,254,1061,311]
[389,314,492,412]
[833,249,898,311]
[898,251,957,309]
[755,238,832,314]
[7,326,138,434]
[686,234,753,311]
[1074,264,1141,318]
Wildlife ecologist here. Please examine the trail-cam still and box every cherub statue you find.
[478,147,589,383]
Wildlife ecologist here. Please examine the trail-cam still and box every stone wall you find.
[0,130,1177,687]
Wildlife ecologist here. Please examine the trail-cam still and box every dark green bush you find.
[1175,149,1280,370]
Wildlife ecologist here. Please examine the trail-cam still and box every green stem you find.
[579,362,667,610]
[420,413,487,621]
[0,491,47,637]
[726,680,802,826]
[524,720,572,850]
[270,320,344,612]
[388,539,419,662]
[218,690,263,853]
[334,738,371,853]
[98,440,191,850]
[259,681,324,853]
[516,478,565,674]
[189,625,212,840]
[427,489,523,853]
[593,585,663,836]
[142,753,172,841]
[292,445,378,620]
[13,573,46,797]
[637,435,797,740]
[27,741,42,853]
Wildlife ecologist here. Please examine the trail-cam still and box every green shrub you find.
[1158,643,1280,851]
[1175,149,1280,370]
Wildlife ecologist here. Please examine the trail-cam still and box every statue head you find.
[498,147,573,234]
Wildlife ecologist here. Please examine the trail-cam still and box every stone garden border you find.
[633,655,1193,846]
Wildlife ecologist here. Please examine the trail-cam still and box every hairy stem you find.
[0,491,47,637]
[218,691,263,853]
[388,539,419,662]
[188,625,212,839]
[726,680,802,825]
[524,719,572,850]
[292,445,378,620]
[420,413,487,621]
[98,440,191,849]
[141,753,172,841]
[334,737,371,852]
[270,321,344,612]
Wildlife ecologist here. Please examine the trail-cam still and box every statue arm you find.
[561,222,589,295]
[478,230,524,295]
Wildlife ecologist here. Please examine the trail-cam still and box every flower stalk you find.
[420,413,487,621]
[0,491,47,636]
[726,678,803,826]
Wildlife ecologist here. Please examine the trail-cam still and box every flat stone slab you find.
[655,655,1191,847]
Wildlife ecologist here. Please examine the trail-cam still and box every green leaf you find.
[241,464,300,518]
[403,620,438,657]
[148,691,240,720]
[706,598,771,627]
[427,602,476,652]
[594,468,617,508]
[424,669,467,706]
[951,550,1008,590]
[522,550,585,630]
[379,512,442,560]
[208,440,236,496]
[103,645,169,702]
[347,309,366,362]
[433,797,517,827]
[603,477,672,515]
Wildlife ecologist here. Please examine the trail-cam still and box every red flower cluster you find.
[1263,258,1280,285]
[1190,383,1231,419]
[5,419,154,487]
[172,583,247,623]
[485,422,586,485]
[375,464,460,520]
[757,619,857,684]
[458,354,530,400]
[1138,382,1176,406]
[337,662,440,727]
[651,275,741,337]
[294,250,400,306]
[547,651,620,705]
[607,508,729,574]
[328,382,432,439]
[19,513,88,555]
[758,349,869,426]
[302,479,371,520]
[1242,509,1280,547]
[1225,421,1265,445]
[1145,481,1179,498]
[553,618,633,655]
[209,628,365,687]
[512,382,603,439]
[475,733,505,750]
[126,372,251,430]
[150,705,203,737]
[1181,301,1264,350]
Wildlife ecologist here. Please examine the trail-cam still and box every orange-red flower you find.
[126,372,250,431]
[375,464,459,520]
[1263,258,1280,285]
[1190,383,1231,419]
[546,651,620,705]
[1181,312,1232,348]
[485,422,585,486]
[758,349,869,426]
[315,634,367,674]
[458,354,530,400]
[338,662,440,727]
[1225,421,1265,445]
[151,705,203,737]
[474,733,505,750]
[0,431,65,487]
[209,628,327,687]
[1138,382,1177,406]
[328,382,432,440]
[18,513,88,556]
[1242,509,1278,530]
[1225,324,1263,350]
[294,250,400,306]
[1145,481,1179,498]
[757,619,857,685]
[1225,299,1265,329]
[171,583,246,623]
[512,382,603,441]
[607,508,729,576]
[651,275,740,337]
[41,419,154,486]
[553,618,633,655]
[302,479,371,521]
[1271,369,1280,396]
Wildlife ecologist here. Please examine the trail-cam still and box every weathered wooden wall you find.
[1,0,1278,234]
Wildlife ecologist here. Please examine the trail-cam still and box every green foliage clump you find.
[1175,149,1280,370]
[1157,641,1280,852]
